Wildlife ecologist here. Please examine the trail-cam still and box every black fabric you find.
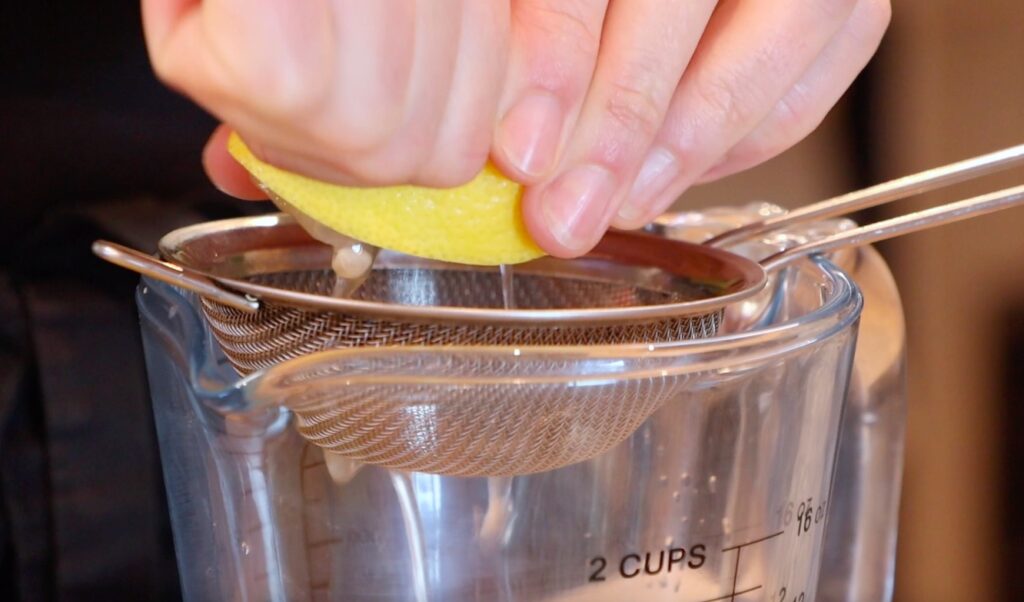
[0,275,52,602]
[0,195,270,601]
[1,210,165,600]
[0,2,269,599]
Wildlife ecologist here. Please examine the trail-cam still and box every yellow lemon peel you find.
[227,133,544,265]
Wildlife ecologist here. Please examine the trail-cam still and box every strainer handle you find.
[760,184,1024,271]
[707,143,1024,247]
[92,240,260,313]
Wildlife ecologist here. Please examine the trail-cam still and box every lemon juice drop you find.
[499,264,515,310]
[260,183,378,297]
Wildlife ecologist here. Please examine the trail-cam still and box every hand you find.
[144,0,511,193]
[505,0,891,256]
[144,0,891,258]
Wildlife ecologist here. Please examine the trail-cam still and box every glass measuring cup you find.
[136,206,898,601]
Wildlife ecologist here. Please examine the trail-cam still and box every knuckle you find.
[418,145,490,188]
[317,107,405,154]
[519,0,602,58]
[691,67,756,131]
[740,135,792,169]
[148,51,176,86]
[772,84,814,136]
[347,158,418,187]
[736,93,820,169]
[819,0,860,20]
[729,134,791,173]
[320,149,358,178]
[319,139,421,186]
[238,67,317,119]
[149,50,199,98]
[604,80,664,140]
[208,48,322,120]
[418,165,480,189]
[322,121,390,154]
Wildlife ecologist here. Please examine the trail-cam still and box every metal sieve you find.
[152,223,760,374]
[94,143,1024,476]
[246,348,688,476]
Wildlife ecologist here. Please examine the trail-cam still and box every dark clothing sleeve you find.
[0,3,266,600]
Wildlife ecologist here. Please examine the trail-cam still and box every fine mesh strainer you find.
[246,348,686,475]
[172,225,758,374]
[94,143,1024,476]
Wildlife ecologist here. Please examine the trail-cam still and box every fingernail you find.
[619,146,679,223]
[540,165,617,253]
[497,92,564,178]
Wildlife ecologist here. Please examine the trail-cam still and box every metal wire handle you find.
[761,184,1024,270]
[92,240,260,313]
[707,143,1024,247]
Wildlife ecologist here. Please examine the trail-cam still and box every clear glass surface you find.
[138,206,905,602]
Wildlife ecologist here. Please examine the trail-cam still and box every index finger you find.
[141,0,198,55]
[203,125,268,200]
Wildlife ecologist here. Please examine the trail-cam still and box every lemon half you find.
[227,133,544,265]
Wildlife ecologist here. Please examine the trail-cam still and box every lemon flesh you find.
[227,133,545,266]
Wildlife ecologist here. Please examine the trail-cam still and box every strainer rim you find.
[240,257,862,392]
[158,213,769,325]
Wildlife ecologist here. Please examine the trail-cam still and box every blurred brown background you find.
[682,1,1024,599]
[0,1,1021,600]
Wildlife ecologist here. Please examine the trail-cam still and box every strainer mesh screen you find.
[200,267,723,375]
[249,350,690,476]
[195,265,718,475]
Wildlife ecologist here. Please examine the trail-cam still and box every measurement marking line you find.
[729,548,741,601]
[721,530,785,552]
[305,538,338,549]
[698,585,763,602]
